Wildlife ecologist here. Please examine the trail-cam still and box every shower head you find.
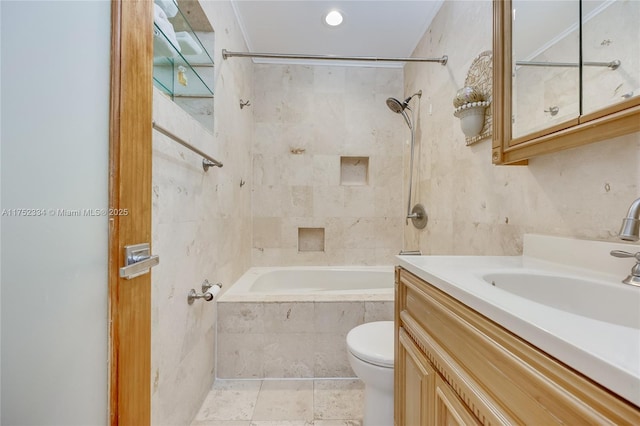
[386,97,406,114]
[386,97,413,129]
[386,91,422,129]
[386,91,422,113]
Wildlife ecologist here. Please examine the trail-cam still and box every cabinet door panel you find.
[435,375,482,426]
[397,328,435,426]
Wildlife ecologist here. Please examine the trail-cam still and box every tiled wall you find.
[403,0,640,256]
[150,1,254,424]
[217,300,394,379]
[251,65,407,266]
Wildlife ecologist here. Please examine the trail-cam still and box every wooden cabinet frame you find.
[492,0,640,165]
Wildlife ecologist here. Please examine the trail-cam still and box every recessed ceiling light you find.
[324,10,343,27]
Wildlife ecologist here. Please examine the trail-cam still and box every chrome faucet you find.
[610,197,640,286]
[618,197,640,241]
[610,250,640,286]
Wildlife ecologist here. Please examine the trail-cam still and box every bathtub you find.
[217,266,395,379]
[219,266,395,302]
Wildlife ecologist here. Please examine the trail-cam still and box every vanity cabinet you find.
[394,267,640,425]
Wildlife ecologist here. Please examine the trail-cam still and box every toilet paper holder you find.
[188,279,222,304]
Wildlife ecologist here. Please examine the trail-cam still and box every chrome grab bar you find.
[152,121,223,171]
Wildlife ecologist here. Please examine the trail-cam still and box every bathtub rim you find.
[218,265,395,303]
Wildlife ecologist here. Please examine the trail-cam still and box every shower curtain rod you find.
[515,59,620,70]
[222,49,448,65]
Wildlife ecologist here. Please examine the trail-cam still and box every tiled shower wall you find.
[150,1,254,424]
[403,0,639,256]
[252,64,407,266]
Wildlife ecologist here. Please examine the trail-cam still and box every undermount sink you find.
[482,272,640,329]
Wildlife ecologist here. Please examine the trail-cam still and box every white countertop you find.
[396,234,640,407]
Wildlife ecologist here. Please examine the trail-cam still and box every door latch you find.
[119,243,159,280]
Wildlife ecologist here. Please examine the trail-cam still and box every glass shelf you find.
[153,0,214,99]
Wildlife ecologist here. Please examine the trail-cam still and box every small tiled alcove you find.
[340,156,369,186]
[298,227,325,252]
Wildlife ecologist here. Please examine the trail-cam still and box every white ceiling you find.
[230,0,445,66]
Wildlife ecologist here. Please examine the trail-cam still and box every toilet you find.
[346,321,394,426]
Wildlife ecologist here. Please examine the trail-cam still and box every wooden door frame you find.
[109,0,153,424]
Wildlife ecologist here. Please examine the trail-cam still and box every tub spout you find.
[618,197,640,241]
[399,250,422,255]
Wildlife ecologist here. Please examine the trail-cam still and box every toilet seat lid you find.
[346,321,394,368]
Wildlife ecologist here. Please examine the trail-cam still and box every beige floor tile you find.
[193,380,262,421]
[252,380,314,421]
[313,421,362,426]
[313,380,364,420]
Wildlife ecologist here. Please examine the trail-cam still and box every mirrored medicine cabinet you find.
[493,0,640,165]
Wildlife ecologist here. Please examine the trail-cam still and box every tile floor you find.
[191,379,364,426]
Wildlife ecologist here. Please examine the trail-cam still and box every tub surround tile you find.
[313,155,341,186]
[373,218,404,249]
[217,298,391,379]
[263,333,316,378]
[252,218,283,249]
[218,303,265,334]
[341,218,376,250]
[313,186,345,218]
[263,302,315,333]
[314,302,364,334]
[343,249,377,267]
[252,380,314,421]
[364,301,394,323]
[218,293,392,304]
[343,187,375,218]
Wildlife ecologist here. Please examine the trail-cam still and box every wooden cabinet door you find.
[434,375,481,426]
[397,328,435,426]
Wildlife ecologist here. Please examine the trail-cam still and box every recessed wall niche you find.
[298,228,325,252]
[340,156,369,186]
